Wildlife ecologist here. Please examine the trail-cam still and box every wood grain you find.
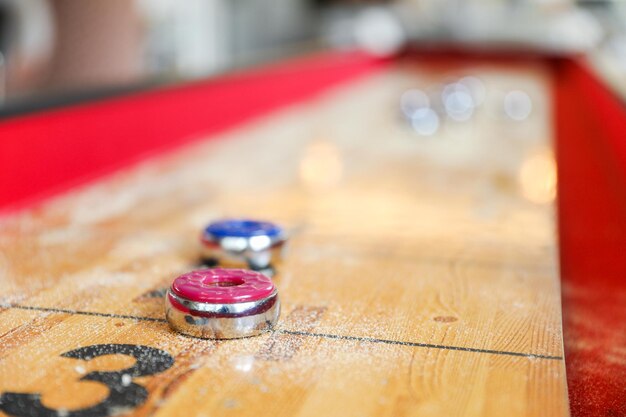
[0,62,568,416]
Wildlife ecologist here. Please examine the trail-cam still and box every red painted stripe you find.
[0,51,384,212]
[555,58,626,417]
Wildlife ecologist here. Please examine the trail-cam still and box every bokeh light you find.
[519,150,557,204]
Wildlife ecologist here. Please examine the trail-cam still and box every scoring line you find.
[0,303,563,361]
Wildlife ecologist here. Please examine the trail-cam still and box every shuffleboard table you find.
[0,50,624,417]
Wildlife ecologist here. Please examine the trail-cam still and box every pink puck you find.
[170,268,275,304]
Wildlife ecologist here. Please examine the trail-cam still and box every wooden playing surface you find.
[0,62,568,417]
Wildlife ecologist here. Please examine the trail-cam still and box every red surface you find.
[555,59,626,417]
[171,268,275,304]
[0,51,384,212]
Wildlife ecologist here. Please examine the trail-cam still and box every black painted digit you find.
[0,344,174,417]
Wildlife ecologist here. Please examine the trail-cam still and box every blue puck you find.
[203,219,283,239]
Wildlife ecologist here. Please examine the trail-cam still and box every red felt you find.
[555,58,626,417]
[0,51,384,212]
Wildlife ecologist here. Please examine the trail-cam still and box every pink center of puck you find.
[170,268,275,304]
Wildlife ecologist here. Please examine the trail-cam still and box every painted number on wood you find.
[0,344,174,417]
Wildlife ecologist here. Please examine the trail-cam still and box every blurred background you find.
[0,0,623,109]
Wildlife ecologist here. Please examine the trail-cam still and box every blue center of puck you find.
[204,219,283,239]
